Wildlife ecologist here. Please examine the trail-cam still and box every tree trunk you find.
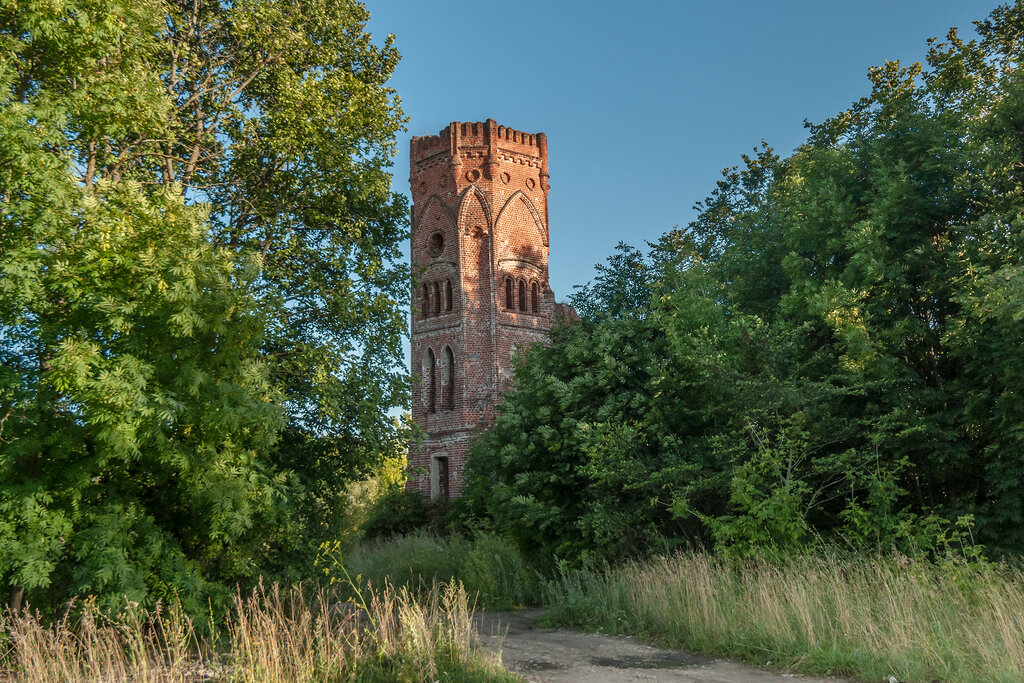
[8,584,24,612]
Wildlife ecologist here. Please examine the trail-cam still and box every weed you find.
[544,550,1024,682]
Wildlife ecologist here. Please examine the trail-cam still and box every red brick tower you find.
[407,119,555,499]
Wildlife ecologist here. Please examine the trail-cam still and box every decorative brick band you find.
[407,119,558,500]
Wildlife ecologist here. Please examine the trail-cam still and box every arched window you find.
[531,281,539,313]
[444,280,453,312]
[421,283,429,319]
[441,346,454,410]
[432,454,449,501]
[423,347,437,413]
[505,277,514,309]
[518,280,527,312]
[432,282,441,316]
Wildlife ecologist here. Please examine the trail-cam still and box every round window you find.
[427,232,444,257]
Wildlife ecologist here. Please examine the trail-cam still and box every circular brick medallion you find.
[465,169,480,182]
[500,171,511,184]
[525,177,536,190]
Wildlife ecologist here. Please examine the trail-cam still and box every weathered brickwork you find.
[407,119,556,499]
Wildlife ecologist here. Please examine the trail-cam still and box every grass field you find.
[544,550,1024,682]
[5,534,1022,681]
[323,534,1024,681]
[0,579,517,682]
[340,532,544,610]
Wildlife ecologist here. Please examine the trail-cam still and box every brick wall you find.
[407,119,555,498]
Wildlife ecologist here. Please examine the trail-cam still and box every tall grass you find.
[545,551,1024,682]
[342,532,543,610]
[0,580,518,682]
[11,535,1016,681]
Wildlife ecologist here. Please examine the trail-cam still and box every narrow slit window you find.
[441,346,454,410]
[432,282,441,316]
[444,280,453,312]
[505,277,514,309]
[518,280,527,312]
[439,457,449,500]
[531,282,539,313]
[432,455,449,501]
[426,348,437,413]
[422,283,429,318]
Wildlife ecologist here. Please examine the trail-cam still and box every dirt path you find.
[475,610,845,683]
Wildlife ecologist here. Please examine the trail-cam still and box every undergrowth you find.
[7,531,1021,682]
[323,532,544,611]
[0,580,518,682]
[544,550,1024,682]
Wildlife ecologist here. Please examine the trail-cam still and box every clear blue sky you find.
[366,0,1002,303]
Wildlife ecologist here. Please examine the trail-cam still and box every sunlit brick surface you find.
[407,120,556,498]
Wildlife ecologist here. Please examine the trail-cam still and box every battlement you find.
[411,119,547,167]
[407,116,555,501]
[410,127,451,161]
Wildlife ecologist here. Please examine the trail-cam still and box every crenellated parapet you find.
[411,119,549,192]
[407,118,558,501]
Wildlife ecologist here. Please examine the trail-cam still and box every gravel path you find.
[475,610,846,683]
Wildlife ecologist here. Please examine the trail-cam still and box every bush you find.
[343,533,469,590]
[360,490,435,540]
[462,532,540,609]
[335,532,544,609]
[462,3,1024,561]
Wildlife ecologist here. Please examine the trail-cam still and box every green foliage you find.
[569,241,653,321]
[1,0,408,615]
[462,279,731,563]
[156,0,411,442]
[696,419,816,555]
[467,2,1024,560]
[682,5,1024,552]
[1,178,285,615]
[460,531,539,609]
[336,534,463,590]
[360,490,435,541]
[321,532,544,610]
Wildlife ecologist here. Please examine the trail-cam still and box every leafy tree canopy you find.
[464,1,1024,561]
[1,0,407,614]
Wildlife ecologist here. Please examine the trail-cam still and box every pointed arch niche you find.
[494,191,548,262]
[440,346,455,410]
[417,195,453,256]
[422,347,437,413]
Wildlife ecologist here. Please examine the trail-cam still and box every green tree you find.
[156,0,411,568]
[462,261,738,563]
[675,2,1024,551]
[157,0,409,442]
[1,0,408,613]
[467,1,1024,559]
[569,241,653,321]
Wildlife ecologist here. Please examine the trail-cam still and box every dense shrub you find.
[360,490,436,541]
[0,0,408,616]
[464,3,1024,561]
[338,533,544,610]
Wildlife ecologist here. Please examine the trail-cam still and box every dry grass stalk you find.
[0,580,510,682]
[549,551,1024,682]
